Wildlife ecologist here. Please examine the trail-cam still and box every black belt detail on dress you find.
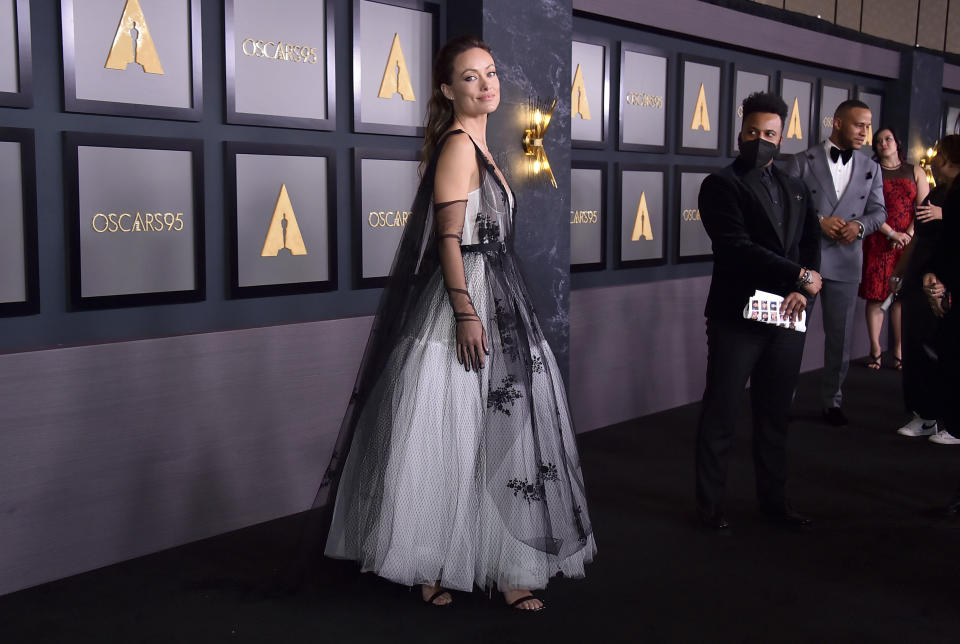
[461,241,506,254]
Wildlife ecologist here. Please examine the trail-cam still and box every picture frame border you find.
[571,32,610,150]
[674,165,716,264]
[351,0,441,137]
[60,0,204,121]
[615,162,668,269]
[570,160,607,272]
[0,0,33,109]
[817,79,853,143]
[224,0,337,130]
[352,146,421,289]
[0,127,39,317]
[778,72,817,154]
[62,131,206,310]
[224,141,339,299]
[728,64,774,157]
[617,41,670,154]
[676,53,725,157]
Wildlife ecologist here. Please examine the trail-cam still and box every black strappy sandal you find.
[423,588,453,607]
[507,594,546,611]
[865,354,881,370]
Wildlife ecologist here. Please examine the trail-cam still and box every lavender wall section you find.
[0,277,873,596]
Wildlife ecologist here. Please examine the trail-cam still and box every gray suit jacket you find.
[784,144,886,282]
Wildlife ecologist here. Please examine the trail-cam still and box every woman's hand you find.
[916,204,942,223]
[888,230,911,249]
[922,272,946,318]
[456,320,488,372]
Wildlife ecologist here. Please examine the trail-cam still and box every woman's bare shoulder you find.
[436,131,477,172]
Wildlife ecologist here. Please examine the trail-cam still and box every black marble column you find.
[895,51,944,163]
[448,0,573,376]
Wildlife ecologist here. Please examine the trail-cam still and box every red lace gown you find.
[859,164,916,301]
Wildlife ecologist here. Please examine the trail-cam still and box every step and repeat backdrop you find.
[0,0,450,351]
[567,15,893,290]
[0,2,908,349]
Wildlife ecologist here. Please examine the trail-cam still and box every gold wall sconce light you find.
[522,97,558,189]
[919,146,937,187]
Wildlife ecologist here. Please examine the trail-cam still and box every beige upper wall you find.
[747,0,954,51]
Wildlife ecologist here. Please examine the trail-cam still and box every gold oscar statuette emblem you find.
[105,0,164,74]
[631,192,654,241]
[786,97,803,140]
[378,33,416,101]
[865,123,873,145]
[690,83,711,132]
[261,184,308,256]
[571,64,591,120]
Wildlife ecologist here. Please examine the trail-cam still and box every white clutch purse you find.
[742,290,806,333]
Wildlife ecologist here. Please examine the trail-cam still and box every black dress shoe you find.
[822,407,849,426]
[926,498,960,519]
[761,505,814,531]
[697,510,732,533]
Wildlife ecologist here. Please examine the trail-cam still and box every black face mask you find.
[738,137,778,169]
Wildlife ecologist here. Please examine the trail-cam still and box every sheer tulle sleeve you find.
[434,199,479,325]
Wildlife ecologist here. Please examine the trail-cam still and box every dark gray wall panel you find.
[574,0,900,78]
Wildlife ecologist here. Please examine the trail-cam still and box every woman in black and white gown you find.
[319,36,595,611]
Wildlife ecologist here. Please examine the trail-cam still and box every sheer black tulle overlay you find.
[318,130,595,591]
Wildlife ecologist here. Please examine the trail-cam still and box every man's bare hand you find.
[780,292,808,322]
[838,220,861,244]
[916,204,942,223]
[922,273,946,318]
[820,216,845,239]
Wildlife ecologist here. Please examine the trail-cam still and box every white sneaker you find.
[897,416,938,437]
[929,430,960,445]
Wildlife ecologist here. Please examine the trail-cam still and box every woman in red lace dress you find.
[860,127,925,369]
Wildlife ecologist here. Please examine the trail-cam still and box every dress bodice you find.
[459,167,515,246]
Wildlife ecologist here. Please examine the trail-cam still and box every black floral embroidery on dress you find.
[530,355,544,374]
[507,461,561,503]
[476,210,501,244]
[488,374,522,414]
[494,298,520,361]
[573,505,587,543]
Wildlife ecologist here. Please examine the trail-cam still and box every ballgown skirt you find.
[324,246,596,592]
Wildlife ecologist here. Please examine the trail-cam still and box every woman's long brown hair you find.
[420,35,491,173]
[937,134,960,189]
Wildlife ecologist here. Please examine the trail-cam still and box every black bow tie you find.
[830,146,853,165]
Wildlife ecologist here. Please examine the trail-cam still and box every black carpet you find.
[1,363,958,643]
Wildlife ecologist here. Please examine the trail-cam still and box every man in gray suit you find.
[786,100,886,425]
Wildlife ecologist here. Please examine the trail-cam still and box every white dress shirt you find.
[824,139,853,200]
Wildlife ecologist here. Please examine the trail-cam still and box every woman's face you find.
[441,47,499,118]
[875,130,898,159]
[932,153,960,183]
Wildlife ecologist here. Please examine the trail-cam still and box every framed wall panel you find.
[0,0,32,108]
[856,87,884,147]
[779,74,814,155]
[570,161,606,271]
[225,0,336,130]
[571,34,610,149]
[729,66,773,156]
[818,80,851,144]
[944,100,960,137]
[0,128,38,316]
[63,132,204,309]
[353,148,420,288]
[616,164,666,267]
[676,167,713,262]
[61,0,203,120]
[353,0,438,136]
[225,142,337,298]
[677,54,723,156]
[618,42,668,153]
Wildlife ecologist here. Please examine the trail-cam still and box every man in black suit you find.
[695,92,822,532]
